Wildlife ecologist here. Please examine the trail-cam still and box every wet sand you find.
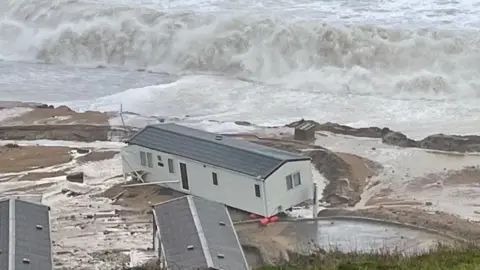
[0,145,72,173]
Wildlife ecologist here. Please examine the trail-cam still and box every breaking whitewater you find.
[2,0,480,137]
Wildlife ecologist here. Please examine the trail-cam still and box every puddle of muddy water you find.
[281,220,452,254]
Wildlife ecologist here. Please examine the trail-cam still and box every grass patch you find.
[261,243,480,270]
[125,243,480,270]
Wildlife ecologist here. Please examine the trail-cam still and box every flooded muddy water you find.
[281,219,453,254]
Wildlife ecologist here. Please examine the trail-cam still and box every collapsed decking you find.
[0,198,53,270]
[152,195,249,270]
[121,123,313,217]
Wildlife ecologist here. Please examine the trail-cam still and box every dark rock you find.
[426,201,433,206]
[383,132,480,152]
[4,143,20,148]
[347,201,357,207]
[151,116,165,123]
[61,189,82,197]
[66,172,84,183]
[324,194,348,206]
[288,119,480,153]
[76,148,90,154]
[418,134,480,152]
[234,121,252,126]
[34,104,55,109]
[288,120,390,138]
[382,131,417,147]
[318,122,389,138]
[56,251,73,257]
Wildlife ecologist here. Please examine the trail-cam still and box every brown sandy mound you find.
[0,145,72,173]
[315,151,381,207]
[1,105,109,125]
[100,182,184,212]
[334,152,379,191]
[0,103,136,142]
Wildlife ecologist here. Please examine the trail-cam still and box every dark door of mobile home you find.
[180,162,189,190]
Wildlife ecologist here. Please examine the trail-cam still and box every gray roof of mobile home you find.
[0,198,53,270]
[152,195,249,270]
[127,123,310,178]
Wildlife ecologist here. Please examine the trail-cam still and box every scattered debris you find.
[4,143,20,148]
[76,148,90,154]
[293,120,316,141]
[66,172,84,183]
[61,182,92,196]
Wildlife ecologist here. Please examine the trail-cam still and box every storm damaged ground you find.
[0,105,480,269]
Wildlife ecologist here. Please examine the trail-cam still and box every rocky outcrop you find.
[288,119,480,153]
[381,131,417,147]
[417,134,480,152]
[382,132,480,152]
[287,120,390,138]
[0,101,51,110]
[75,148,90,154]
[35,104,55,109]
[0,125,135,142]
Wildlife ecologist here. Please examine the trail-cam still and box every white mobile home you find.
[0,198,53,270]
[121,123,313,217]
[152,195,249,270]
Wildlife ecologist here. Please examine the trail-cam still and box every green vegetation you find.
[260,244,480,270]
[125,244,480,270]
